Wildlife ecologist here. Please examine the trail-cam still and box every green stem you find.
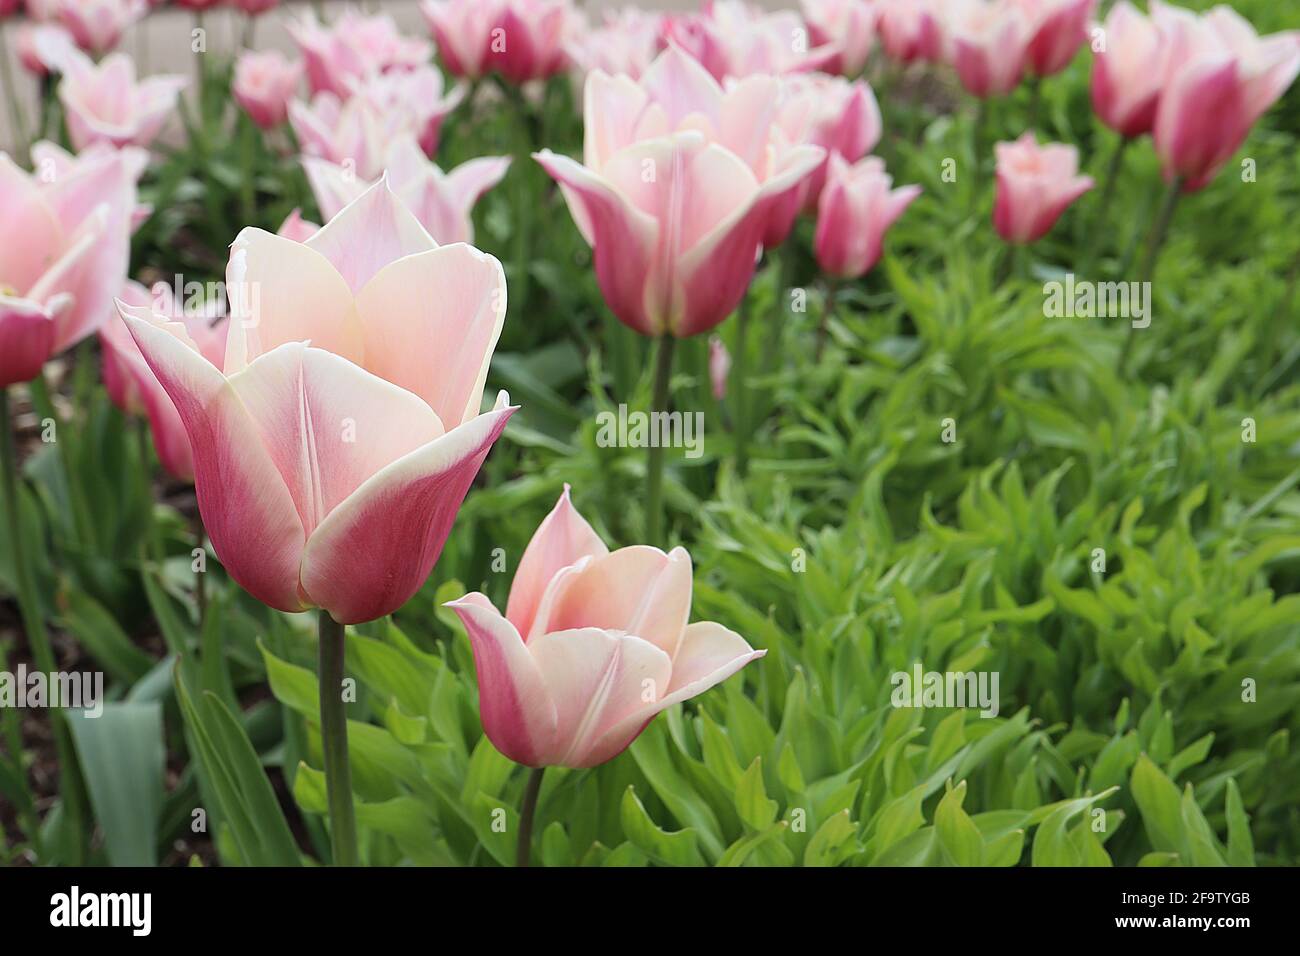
[1027,76,1042,131]
[734,296,751,479]
[1,388,85,863]
[0,637,42,859]
[317,611,357,866]
[644,335,676,547]
[816,280,839,359]
[0,21,29,158]
[1120,175,1183,376]
[516,766,544,867]
[970,98,987,207]
[1084,136,1131,275]
[194,519,207,627]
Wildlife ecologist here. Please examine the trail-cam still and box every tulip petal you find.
[505,484,608,638]
[0,154,63,296]
[354,243,506,429]
[301,156,365,223]
[446,593,558,766]
[298,395,515,624]
[528,627,672,768]
[304,176,437,293]
[0,295,58,388]
[120,305,309,613]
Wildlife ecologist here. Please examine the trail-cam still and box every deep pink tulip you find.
[0,143,137,387]
[1090,1,1166,139]
[422,0,576,85]
[116,180,515,623]
[304,136,509,245]
[1150,1,1300,192]
[536,45,822,337]
[1,0,20,16]
[59,50,187,151]
[568,7,662,80]
[801,0,875,76]
[229,0,277,14]
[1017,0,1095,77]
[814,154,919,279]
[233,50,301,130]
[101,280,228,481]
[447,487,764,768]
[992,131,1093,243]
[875,0,943,65]
[948,0,1030,97]
[56,0,145,55]
[288,9,431,98]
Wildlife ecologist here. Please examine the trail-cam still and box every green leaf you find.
[735,757,779,831]
[620,787,706,867]
[934,780,982,866]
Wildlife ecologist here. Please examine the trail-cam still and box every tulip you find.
[422,0,575,85]
[662,0,837,81]
[536,45,823,338]
[1018,0,1094,78]
[948,0,1029,98]
[288,9,431,98]
[116,178,514,623]
[708,335,730,400]
[304,136,510,245]
[232,50,301,130]
[277,207,320,241]
[1150,1,1300,193]
[289,91,389,180]
[344,66,464,159]
[875,0,943,64]
[1,0,19,15]
[568,7,662,81]
[1090,1,1166,139]
[101,280,228,481]
[447,486,764,773]
[815,154,920,278]
[0,141,137,388]
[172,0,222,9]
[230,0,277,14]
[992,131,1093,244]
[55,0,146,55]
[58,50,186,151]
[801,0,876,77]
[30,138,151,231]
[15,22,78,77]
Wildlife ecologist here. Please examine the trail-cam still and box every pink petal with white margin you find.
[119,304,309,613]
[303,175,437,294]
[504,484,609,638]
[582,621,765,766]
[298,393,516,624]
[0,154,63,296]
[444,592,558,767]
[0,295,59,388]
[527,627,672,768]
[354,242,506,428]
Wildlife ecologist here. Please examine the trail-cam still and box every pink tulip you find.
[1090,1,1166,139]
[0,142,137,387]
[101,280,229,480]
[662,1,837,81]
[875,0,943,64]
[115,179,515,623]
[948,0,1030,97]
[277,208,320,242]
[801,0,876,76]
[172,0,223,10]
[568,7,662,80]
[233,50,302,130]
[304,136,509,245]
[708,336,730,400]
[1,0,20,16]
[30,138,151,231]
[344,66,465,158]
[421,0,576,85]
[814,154,920,278]
[288,91,389,181]
[536,45,822,337]
[447,486,764,768]
[25,0,61,20]
[55,0,146,55]
[1150,1,1300,192]
[288,9,431,98]
[58,50,186,151]
[15,22,78,77]
[230,0,277,15]
[992,131,1093,243]
[1017,0,1094,77]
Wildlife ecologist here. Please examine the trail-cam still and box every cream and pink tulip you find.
[814,154,920,278]
[55,0,145,55]
[115,179,515,624]
[0,142,137,387]
[948,0,1030,98]
[288,9,431,98]
[448,486,764,769]
[58,50,186,151]
[568,7,662,80]
[801,0,876,77]
[233,50,302,130]
[1019,0,1095,78]
[1090,1,1167,139]
[422,0,575,85]
[875,0,943,65]
[304,136,509,245]
[992,131,1093,243]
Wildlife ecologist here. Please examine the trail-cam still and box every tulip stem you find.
[1121,175,1183,376]
[516,766,545,867]
[317,611,358,866]
[644,335,676,547]
[1084,136,1131,276]
[734,296,751,479]
[1,388,86,864]
[816,280,840,360]
[0,21,28,159]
